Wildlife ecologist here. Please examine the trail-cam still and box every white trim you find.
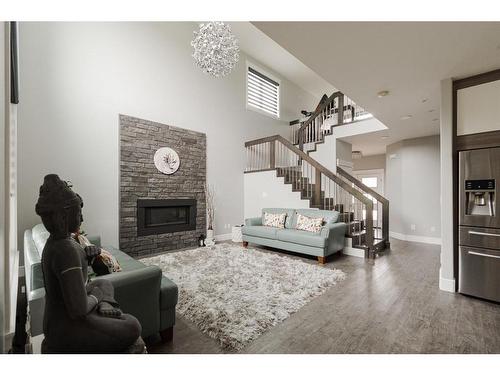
[390,231,442,245]
[245,60,281,120]
[343,237,365,258]
[215,233,232,242]
[343,246,365,258]
[439,268,456,293]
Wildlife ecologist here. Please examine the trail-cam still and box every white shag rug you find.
[141,243,345,351]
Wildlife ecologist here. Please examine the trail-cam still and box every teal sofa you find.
[24,223,178,342]
[242,208,346,264]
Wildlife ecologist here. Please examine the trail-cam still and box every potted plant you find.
[205,183,216,246]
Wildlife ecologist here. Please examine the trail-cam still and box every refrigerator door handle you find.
[468,230,500,238]
[468,251,500,259]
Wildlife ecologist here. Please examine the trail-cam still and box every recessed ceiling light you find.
[377,90,390,98]
[400,115,412,120]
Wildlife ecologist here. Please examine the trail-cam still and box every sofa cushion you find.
[263,212,287,228]
[242,225,279,240]
[276,229,327,248]
[295,213,324,233]
[293,209,340,227]
[262,208,296,229]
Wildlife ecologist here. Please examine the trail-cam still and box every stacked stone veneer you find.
[119,114,206,257]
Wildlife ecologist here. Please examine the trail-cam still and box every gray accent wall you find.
[386,135,441,239]
[336,139,352,168]
[17,22,318,247]
[119,115,206,257]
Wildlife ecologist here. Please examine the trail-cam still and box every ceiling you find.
[252,22,500,155]
[228,22,334,98]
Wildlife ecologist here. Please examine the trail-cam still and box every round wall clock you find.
[154,147,180,175]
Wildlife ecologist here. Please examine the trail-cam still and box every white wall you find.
[386,135,441,242]
[18,22,318,247]
[244,170,311,219]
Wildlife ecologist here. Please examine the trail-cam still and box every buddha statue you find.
[36,174,143,353]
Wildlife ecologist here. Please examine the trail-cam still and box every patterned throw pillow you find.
[263,212,287,228]
[295,213,324,233]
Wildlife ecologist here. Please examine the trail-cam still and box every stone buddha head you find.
[35,174,84,238]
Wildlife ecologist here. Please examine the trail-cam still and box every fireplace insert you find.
[137,199,197,236]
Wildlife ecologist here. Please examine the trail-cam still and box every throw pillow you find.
[263,212,287,228]
[295,213,324,233]
[75,233,122,275]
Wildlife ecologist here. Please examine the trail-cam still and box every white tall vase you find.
[206,229,215,246]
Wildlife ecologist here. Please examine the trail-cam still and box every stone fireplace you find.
[119,115,206,257]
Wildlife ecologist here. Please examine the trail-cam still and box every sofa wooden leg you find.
[318,256,326,265]
[243,241,249,248]
[160,327,173,343]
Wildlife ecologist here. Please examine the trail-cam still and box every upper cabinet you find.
[457,79,500,136]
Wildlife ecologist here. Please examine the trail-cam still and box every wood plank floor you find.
[149,238,500,354]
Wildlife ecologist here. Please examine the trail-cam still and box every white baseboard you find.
[343,237,365,258]
[390,231,441,245]
[215,233,232,241]
[343,246,365,258]
[439,268,456,293]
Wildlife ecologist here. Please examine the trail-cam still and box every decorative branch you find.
[205,183,216,230]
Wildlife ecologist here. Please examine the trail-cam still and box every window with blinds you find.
[247,66,280,118]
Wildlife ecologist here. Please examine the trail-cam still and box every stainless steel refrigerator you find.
[459,147,500,302]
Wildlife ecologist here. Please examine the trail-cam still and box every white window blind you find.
[247,66,280,118]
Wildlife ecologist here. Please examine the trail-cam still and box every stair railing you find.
[296,91,373,150]
[245,135,376,258]
[337,167,390,251]
[298,92,341,151]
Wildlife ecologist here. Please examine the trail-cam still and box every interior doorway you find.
[352,169,385,235]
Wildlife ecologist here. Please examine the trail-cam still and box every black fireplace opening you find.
[137,199,197,236]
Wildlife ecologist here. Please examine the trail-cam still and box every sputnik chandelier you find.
[191,22,240,78]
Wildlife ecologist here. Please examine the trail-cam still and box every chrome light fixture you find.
[191,22,240,78]
[352,151,363,160]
